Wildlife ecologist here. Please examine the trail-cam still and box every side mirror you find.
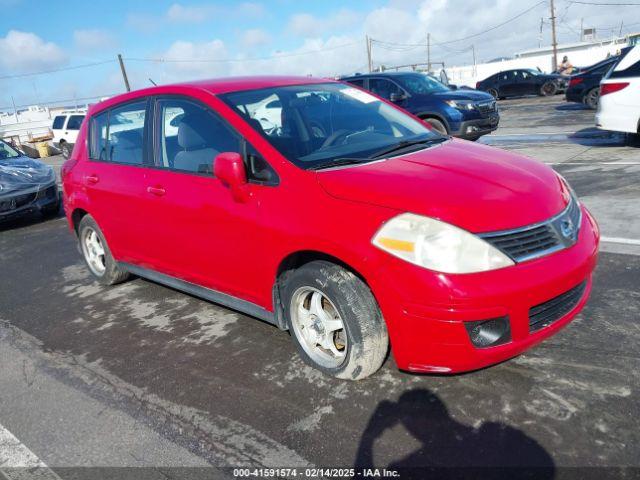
[389,92,406,103]
[214,152,250,202]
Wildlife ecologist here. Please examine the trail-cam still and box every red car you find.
[62,76,599,380]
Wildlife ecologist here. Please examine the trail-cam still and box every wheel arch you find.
[271,250,372,330]
[71,208,89,235]
[416,112,450,133]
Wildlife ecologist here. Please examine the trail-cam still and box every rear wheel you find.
[540,81,557,97]
[78,215,130,285]
[584,87,600,110]
[422,117,448,135]
[487,88,499,99]
[60,142,71,159]
[282,261,388,380]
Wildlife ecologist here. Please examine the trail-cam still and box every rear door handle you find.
[147,186,166,197]
[85,174,99,185]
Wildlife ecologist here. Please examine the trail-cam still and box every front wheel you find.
[423,118,448,135]
[282,261,389,380]
[540,81,557,97]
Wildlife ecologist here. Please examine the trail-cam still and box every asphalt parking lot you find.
[1,95,639,479]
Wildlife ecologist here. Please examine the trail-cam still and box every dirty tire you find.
[423,118,448,135]
[282,261,389,380]
[540,81,557,97]
[584,87,599,110]
[78,215,130,286]
[487,88,499,99]
[60,142,71,159]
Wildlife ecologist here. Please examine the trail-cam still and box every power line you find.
[0,60,115,80]
[125,40,363,64]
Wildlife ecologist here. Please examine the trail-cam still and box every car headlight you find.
[445,99,476,110]
[372,213,514,274]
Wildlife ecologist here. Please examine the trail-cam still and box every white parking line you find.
[601,236,640,246]
[0,422,61,480]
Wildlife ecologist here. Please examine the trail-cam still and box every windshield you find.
[399,75,449,94]
[220,83,442,170]
[0,140,21,161]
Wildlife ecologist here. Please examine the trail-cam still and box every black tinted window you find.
[89,112,109,160]
[346,79,364,88]
[66,115,84,130]
[156,98,240,174]
[52,116,66,129]
[368,78,403,100]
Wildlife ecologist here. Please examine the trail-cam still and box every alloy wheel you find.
[81,227,106,276]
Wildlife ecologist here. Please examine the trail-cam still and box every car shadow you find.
[354,388,555,478]
[0,193,64,232]
[568,128,638,148]
[555,103,590,111]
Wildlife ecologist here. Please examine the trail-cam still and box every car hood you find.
[0,156,55,197]
[316,139,569,233]
[422,89,495,102]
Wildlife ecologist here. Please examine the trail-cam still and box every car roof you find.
[342,71,424,80]
[88,76,336,115]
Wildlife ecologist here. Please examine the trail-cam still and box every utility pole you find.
[550,0,559,71]
[580,18,584,41]
[118,54,131,92]
[427,33,431,73]
[472,44,477,76]
[366,35,372,73]
[11,96,18,123]
[539,17,544,48]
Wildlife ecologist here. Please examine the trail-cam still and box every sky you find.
[0,0,639,109]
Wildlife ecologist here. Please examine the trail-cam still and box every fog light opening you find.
[465,316,511,348]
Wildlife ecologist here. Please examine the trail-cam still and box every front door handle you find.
[147,186,166,197]
[85,174,99,185]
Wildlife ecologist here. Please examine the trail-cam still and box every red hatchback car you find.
[62,76,599,380]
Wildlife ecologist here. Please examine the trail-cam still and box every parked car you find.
[566,56,619,109]
[62,77,599,380]
[0,138,59,222]
[476,69,569,98]
[52,112,86,159]
[340,72,499,141]
[596,46,640,136]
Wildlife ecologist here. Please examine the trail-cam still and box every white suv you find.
[596,46,640,137]
[51,112,86,158]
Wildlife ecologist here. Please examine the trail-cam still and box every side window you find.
[521,71,530,80]
[107,101,147,165]
[245,142,278,185]
[89,112,109,160]
[157,98,240,175]
[52,115,66,130]
[66,115,84,130]
[347,78,365,88]
[368,78,402,100]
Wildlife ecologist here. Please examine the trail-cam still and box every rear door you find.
[83,99,157,265]
[518,70,538,95]
[139,96,271,304]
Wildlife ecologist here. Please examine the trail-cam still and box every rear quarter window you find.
[52,116,66,130]
[66,115,85,130]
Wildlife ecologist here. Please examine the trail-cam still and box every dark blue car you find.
[340,72,499,141]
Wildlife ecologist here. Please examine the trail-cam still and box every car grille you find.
[480,196,582,263]
[14,192,37,208]
[37,185,57,200]
[529,281,587,332]
[476,100,497,116]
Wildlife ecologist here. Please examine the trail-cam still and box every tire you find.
[540,81,557,97]
[41,201,60,218]
[60,142,71,159]
[282,261,389,380]
[423,118,448,135]
[487,88,499,99]
[78,215,130,285]
[584,88,599,110]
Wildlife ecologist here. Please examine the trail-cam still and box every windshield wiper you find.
[370,137,447,159]
[310,157,374,171]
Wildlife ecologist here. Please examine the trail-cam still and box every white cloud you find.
[287,9,361,38]
[166,3,216,23]
[73,29,117,52]
[154,39,229,81]
[241,29,272,48]
[236,2,266,18]
[0,30,67,72]
[126,12,161,33]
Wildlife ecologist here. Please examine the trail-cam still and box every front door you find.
[140,96,267,305]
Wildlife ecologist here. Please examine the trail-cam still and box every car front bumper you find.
[372,205,600,373]
[0,182,59,222]
[451,115,500,139]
